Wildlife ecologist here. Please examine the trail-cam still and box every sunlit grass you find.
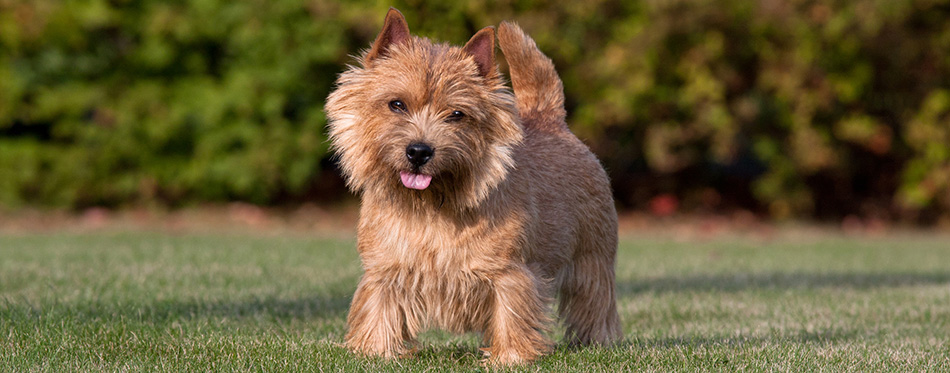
[2,231,949,370]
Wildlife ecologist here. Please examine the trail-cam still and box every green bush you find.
[2,1,949,222]
[512,0,950,221]
[0,0,359,207]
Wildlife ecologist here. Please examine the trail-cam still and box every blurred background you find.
[1,0,949,226]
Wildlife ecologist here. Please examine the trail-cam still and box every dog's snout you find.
[406,143,434,167]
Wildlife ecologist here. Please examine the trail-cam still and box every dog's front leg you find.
[344,274,411,358]
[482,265,553,365]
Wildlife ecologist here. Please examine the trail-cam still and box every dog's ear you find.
[462,26,496,78]
[365,8,411,66]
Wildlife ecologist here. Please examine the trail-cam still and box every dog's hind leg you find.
[558,229,622,346]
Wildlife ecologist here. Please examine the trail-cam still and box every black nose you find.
[406,143,434,167]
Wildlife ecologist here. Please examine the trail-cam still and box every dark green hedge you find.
[2,1,949,221]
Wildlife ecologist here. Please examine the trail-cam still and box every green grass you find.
[2,230,949,371]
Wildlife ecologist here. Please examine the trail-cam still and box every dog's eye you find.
[389,100,407,113]
[446,110,465,122]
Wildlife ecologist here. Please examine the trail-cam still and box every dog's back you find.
[498,22,623,345]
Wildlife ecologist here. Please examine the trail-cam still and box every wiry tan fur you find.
[324,8,621,365]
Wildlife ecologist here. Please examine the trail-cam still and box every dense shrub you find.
[539,0,950,222]
[1,0,949,222]
[0,0,363,207]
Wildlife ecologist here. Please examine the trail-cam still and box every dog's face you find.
[325,9,522,210]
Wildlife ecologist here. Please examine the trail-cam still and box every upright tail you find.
[497,22,567,130]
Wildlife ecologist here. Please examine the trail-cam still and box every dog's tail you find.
[497,22,568,131]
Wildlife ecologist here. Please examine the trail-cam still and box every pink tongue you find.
[400,171,432,190]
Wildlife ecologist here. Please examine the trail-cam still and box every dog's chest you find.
[359,211,523,332]
[362,212,513,274]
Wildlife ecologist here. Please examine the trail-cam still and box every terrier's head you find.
[325,8,523,211]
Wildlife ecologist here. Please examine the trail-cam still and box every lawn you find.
[1,229,949,371]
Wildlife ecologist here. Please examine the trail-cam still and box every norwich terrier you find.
[324,8,621,365]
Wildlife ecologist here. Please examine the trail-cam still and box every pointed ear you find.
[462,26,496,78]
[364,8,411,66]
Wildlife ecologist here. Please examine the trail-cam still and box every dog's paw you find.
[478,346,542,366]
[346,340,411,360]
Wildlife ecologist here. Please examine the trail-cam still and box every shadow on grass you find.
[4,280,356,325]
[624,327,857,349]
[134,291,355,323]
[618,271,950,295]
[411,344,484,364]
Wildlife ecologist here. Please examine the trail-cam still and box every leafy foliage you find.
[2,0,949,221]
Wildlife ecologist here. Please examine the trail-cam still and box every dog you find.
[324,8,621,365]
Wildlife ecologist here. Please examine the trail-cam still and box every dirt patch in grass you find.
[3,204,948,240]
[0,204,358,237]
